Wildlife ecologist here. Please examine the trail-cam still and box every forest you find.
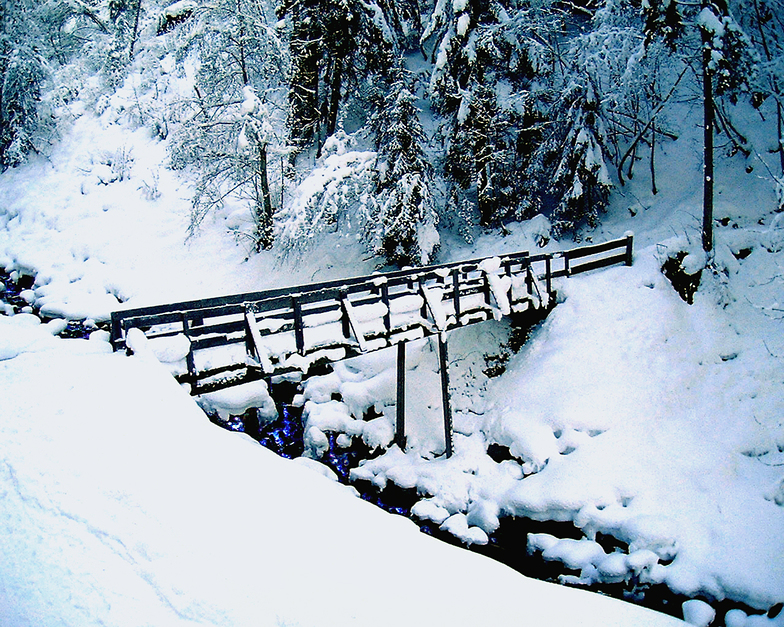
[2,0,782,268]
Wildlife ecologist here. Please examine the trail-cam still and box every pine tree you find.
[105,0,143,86]
[0,13,46,169]
[537,80,613,236]
[277,0,396,160]
[373,72,438,266]
[424,0,558,227]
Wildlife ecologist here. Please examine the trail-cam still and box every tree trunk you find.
[650,122,658,195]
[288,1,321,156]
[129,0,143,58]
[236,0,249,85]
[255,142,274,249]
[702,30,715,253]
[326,55,343,140]
[777,100,784,176]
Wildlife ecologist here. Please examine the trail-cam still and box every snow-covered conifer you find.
[0,0,59,169]
[537,80,613,236]
[372,71,438,266]
[424,0,557,227]
[277,0,396,160]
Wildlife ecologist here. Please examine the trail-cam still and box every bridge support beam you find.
[395,341,406,450]
[438,334,454,458]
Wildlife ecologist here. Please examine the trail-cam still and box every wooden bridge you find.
[110,234,633,457]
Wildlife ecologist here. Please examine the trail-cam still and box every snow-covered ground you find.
[0,317,687,627]
[1,40,784,627]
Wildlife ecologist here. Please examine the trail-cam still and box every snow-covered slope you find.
[0,319,686,627]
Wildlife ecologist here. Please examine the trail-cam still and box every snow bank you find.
[0,324,687,627]
[342,247,784,613]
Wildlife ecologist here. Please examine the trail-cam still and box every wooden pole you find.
[381,283,391,334]
[701,15,715,253]
[395,341,406,450]
[438,334,454,458]
[292,295,305,354]
[451,268,461,321]
[545,256,552,298]
[181,312,196,383]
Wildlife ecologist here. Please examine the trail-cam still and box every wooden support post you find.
[244,409,261,440]
[437,334,454,458]
[181,312,196,383]
[395,341,406,450]
[625,232,634,266]
[292,295,305,354]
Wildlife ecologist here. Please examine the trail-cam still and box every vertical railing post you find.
[451,268,461,323]
[483,271,492,307]
[110,312,122,351]
[181,312,196,383]
[292,295,305,354]
[395,341,406,450]
[625,232,634,266]
[418,279,428,320]
[244,305,255,359]
[339,290,351,339]
[545,256,552,298]
[381,283,391,336]
[438,334,454,458]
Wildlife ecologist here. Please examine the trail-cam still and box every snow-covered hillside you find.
[1,315,693,627]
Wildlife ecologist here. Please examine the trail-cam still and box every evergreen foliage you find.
[537,80,613,236]
[277,0,397,158]
[372,71,438,265]
[4,0,784,259]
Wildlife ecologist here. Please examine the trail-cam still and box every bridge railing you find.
[110,234,632,394]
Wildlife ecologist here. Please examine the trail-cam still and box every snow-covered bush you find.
[276,137,377,253]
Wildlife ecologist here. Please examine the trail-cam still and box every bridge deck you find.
[110,235,633,398]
